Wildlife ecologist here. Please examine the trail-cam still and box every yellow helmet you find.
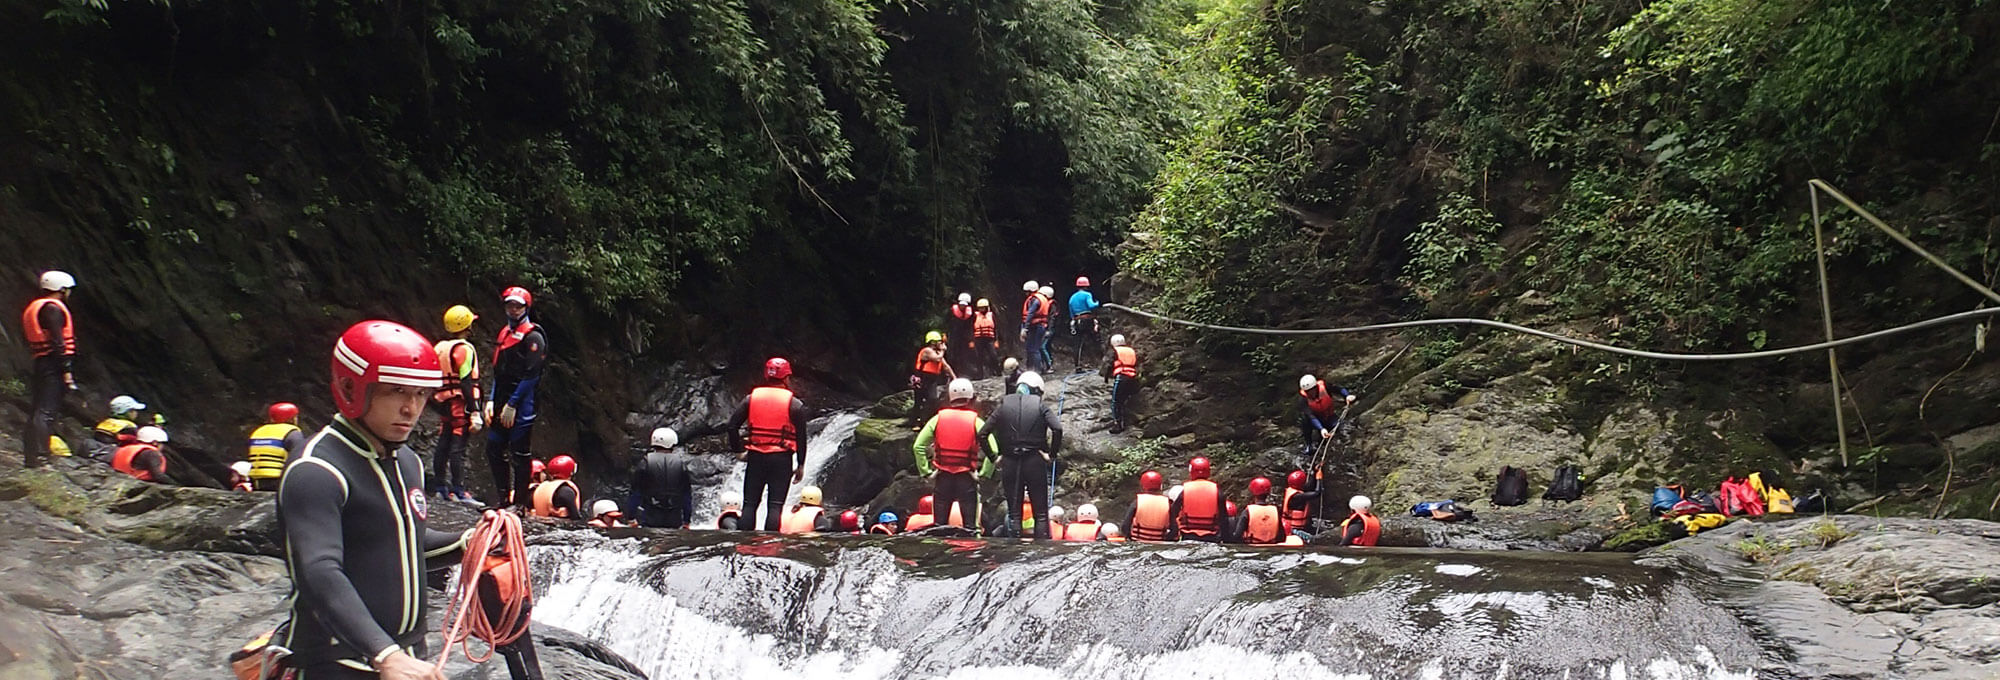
[924,330,944,344]
[799,485,823,506]
[442,305,478,333]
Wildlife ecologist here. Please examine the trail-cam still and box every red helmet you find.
[530,458,547,478]
[1249,477,1273,496]
[1188,457,1211,480]
[765,357,793,381]
[1225,501,1239,517]
[839,510,861,531]
[330,321,444,419]
[547,454,577,479]
[501,286,533,307]
[1075,276,1090,287]
[268,402,299,423]
[1287,470,1309,490]
[917,495,934,514]
[1139,470,1164,492]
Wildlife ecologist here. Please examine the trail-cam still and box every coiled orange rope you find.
[434,509,533,667]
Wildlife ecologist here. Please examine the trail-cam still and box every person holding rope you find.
[1297,374,1354,457]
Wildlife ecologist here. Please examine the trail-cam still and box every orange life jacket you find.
[780,505,824,534]
[492,319,539,364]
[904,513,934,532]
[112,443,165,481]
[1129,493,1172,542]
[530,480,578,518]
[1244,503,1283,544]
[929,407,981,474]
[1024,293,1051,326]
[913,347,945,375]
[432,339,480,404]
[951,303,973,321]
[868,523,899,535]
[1340,512,1381,547]
[1043,521,1065,538]
[588,513,627,528]
[1178,480,1221,537]
[21,297,74,358]
[1302,382,1339,419]
[1062,520,1100,541]
[1112,346,1138,379]
[483,554,522,604]
[744,386,798,454]
[972,310,996,339]
[232,479,254,493]
[1281,488,1312,533]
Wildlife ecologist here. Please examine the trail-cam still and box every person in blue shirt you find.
[1067,276,1103,371]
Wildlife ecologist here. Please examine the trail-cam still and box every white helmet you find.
[1018,371,1044,392]
[230,461,252,476]
[109,395,147,415]
[1109,334,1127,347]
[39,270,75,291]
[137,426,168,444]
[1048,505,1066,521]
[1003,357,1020,372]
[1023,280,1038,293]
[957,293,972,305]
[1075,503,1099,522]
[1299,374,1318,392]
[593,499,621,517]
[651,427,679,450]
[1101,523,1121,537]
[1038,286,1055,298]
[1350,495,1373,512]
[947,378,975,402]
[720,492,744,510]
[1166,485,1184,502]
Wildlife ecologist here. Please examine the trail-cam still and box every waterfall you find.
[688,410,867,526]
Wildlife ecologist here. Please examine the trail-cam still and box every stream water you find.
[690,411,867,525]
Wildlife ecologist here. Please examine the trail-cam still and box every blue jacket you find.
[1068,290,1101,318]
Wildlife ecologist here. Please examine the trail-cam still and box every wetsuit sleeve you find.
[1042,405,1063,455]
[505,330,546,408]
[815,512,837,532]
[1123,507,1137,536]
[423,528,467,565]
[911,417,938,476]
[139,449,177,485]
[1100,350,1114,380]
[1294,473,1324,505]
[1216,494,1231,540]
[1341,517,1365,546]
[976,416,998,459]
[555,485,584,519]
[280,461,400,659]
[791,397,810,468]
[675,460,694,527]
[726,400,750,451]
[284,429,309,459]
[39,303,71,370]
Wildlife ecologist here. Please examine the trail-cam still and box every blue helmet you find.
[877,511,900,525]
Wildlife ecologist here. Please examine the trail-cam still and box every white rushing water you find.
[687,410,865,526]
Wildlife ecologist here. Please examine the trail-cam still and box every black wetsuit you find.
[725,384,810,531]
[535,480,585,520]
[126,445,177,485]
[979,392,1063,539]
[26,299,69,467]
[1284,475,1324,536]
[277,416,466,677]
[486,316,546,507]
[628,448,694,528]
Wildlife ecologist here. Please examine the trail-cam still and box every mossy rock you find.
[852,417,911,446]
[1601,521,1685,552]
[0,469,92,521]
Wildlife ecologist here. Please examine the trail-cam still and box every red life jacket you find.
[913,347,945,376]
[1062,520,1100,541]
[1178,480,1221,537]
[111,443,165,481]
[232,479,254,493]
[1244,503,1284,544]
[929,408,981,474]
[21,297,74,358]
[745,386,797,454]
[972,310,996,339]
[492,319,540,365]
[780,505,824,534]
[1302,382,1339,419]
[868,523,899,535]
[1281,488,1312,533]
[531,480,578,518]
[951,303,973,321]
[1340,512,1381,546]
[1111,346,1138,378]
[1129,493,1172,542]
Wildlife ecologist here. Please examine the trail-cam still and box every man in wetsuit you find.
[278,320,467,679]
[21,270,76,468]
[485,287,546,508]
[629,427,695,528]
[727,357,809,531]
[979,371,1062,539]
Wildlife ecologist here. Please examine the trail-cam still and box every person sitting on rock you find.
[717,492,744,530]
[588,500,634,528]
[88,395,146,460]
[779,485,835,534]
[1062,503,1105,541]
[1003,357,1023,394]
[1338,495,1381,547]
[229,461,255,493]
[528,455,584,520]
[111,426,177,484]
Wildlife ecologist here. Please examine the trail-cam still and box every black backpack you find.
[1492,466,1530,506]
[1543,465,1583,502]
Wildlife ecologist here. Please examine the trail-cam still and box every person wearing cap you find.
[485,286,547,508]
[21,270,76,468]
[247,402,308,491]
[629,427,695,529]
[1066,276,1103,370]
[88,395,146,460]
[431,304,484,503]
[909,330,956,426]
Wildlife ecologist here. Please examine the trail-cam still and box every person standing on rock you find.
[279,320,466,680]
[1100,334,1140,434]
[727,357,809,531]
[979,371,1062,539]
[1036,285,1058,372]
[1067,276,1103,370]
[912,378,996,530]
[970,298,999,379]
[629,427,695,528]
[948,292,975,364]
[1297,374,1355,457]
[485,287,546,508]
[910,331,956,426]
[21,270,76,468]
[431,304,483,503]
[1020,281,1053,373]
[247,402,308,491]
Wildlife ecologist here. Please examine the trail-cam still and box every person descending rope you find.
[1338,495,1381,547]
[913,379,995,530]
[1062,503,1104,541]
[1177,457,1229,542]
[247,402,307,491]
[728,357,809,531]
[1297,374,1355,457]
[431,304,484,503]
[1019,281,1053,373]
[588,500,633,528]
[980,370,1062,538]
[275,320,469,680]
[529,454,584,519]
[1101,334,1140,433]
[1124,470,1177,543]
[21,270,76,469]
[970,298,1000,379]
[485,287,546,508]
[948,293,976,368]
[112,426,176,484]
[910,331,956,425]
[716,492,744,530]
[1067,276,1103,370]
[1282,468,1324,539]
[779,485,834,534]
[868,511,901,535]
[629,427,694,528]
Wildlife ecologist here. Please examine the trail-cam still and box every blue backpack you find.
[1650,486,1684,516]
[1411,500,1456,517]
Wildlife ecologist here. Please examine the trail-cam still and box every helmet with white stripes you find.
[330,321,444,420]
